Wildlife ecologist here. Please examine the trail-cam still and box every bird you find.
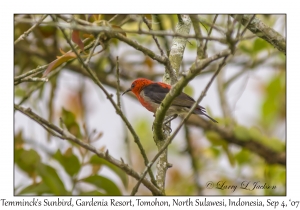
[122,78,218,123]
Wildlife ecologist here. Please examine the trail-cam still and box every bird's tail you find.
[202,112,218,123]
[194,107,218,123]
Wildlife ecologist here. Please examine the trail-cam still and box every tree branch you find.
[14,18,240,43]
[155,15,191,193]
[186,116,286,166]
[164,15,191,84]
[232,15,286,55]
[190,15,206,59]
[14,15,48,45]
[142,16,165,57]
[184,124,203,195]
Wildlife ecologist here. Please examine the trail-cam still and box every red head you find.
[122,78,154,97]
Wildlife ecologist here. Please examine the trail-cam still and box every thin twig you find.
[152,15,170,56]
[108,14,120,23]
[85,34,102,64]
[14,14,48,45]
[110,32,167,64]
[233,14,286,55]
[235,15,244,39]
[17,64,65,105]
[17,77,48,83]
[184,124,203,195]
[14,65,48,84]
[217,69,232,121]
[14,18,234,43]
[203,15,218,55]
[190,15,205,58]
[116,56,121,109]
[14,37,94,85]
[142,16,165,57]
[198,16,226,35]
[240,14,256,37]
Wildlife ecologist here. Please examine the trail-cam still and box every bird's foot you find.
[162,114,178,133]
[163,114,178,125]
[163,124,172,133]
[152,123,172,133]
[151,114,178,133]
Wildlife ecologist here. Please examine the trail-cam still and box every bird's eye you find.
[131,84,135,88]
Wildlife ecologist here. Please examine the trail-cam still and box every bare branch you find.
[203,15,218,55]
[232,14,286,55]
[14,37,94,86]
[116,56,121,109]
[14,15,48,45]
[142,16,165,57]
[14,18,233,43]
[109,32,168,66]
[190,15,205,59]
[186,116,286,166]
[184,124,203,195]
[165,15,191,84]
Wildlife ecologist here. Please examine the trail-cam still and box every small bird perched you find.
[122,78,218,123]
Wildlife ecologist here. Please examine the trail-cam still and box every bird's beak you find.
[122,88,132,96]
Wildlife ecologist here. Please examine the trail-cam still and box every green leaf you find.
[209,147,221,158]
[18,182,51,195]
[60,108,82,138]
[36,163,68,195]
[253,38,269,53]
[235,148,251,165]
[15,148,41,176]
[89,155,128,187]
[53,148,81,177]
[81,175,122,195]
[222,143,235,167]
[239,42,253,54]
[15,87,27,97]
[261,73,286,124]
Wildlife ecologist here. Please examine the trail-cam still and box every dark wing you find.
[171,92,195,107]
[172,92,206,112]
[143,83,170,103]
[143,83,205,112]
